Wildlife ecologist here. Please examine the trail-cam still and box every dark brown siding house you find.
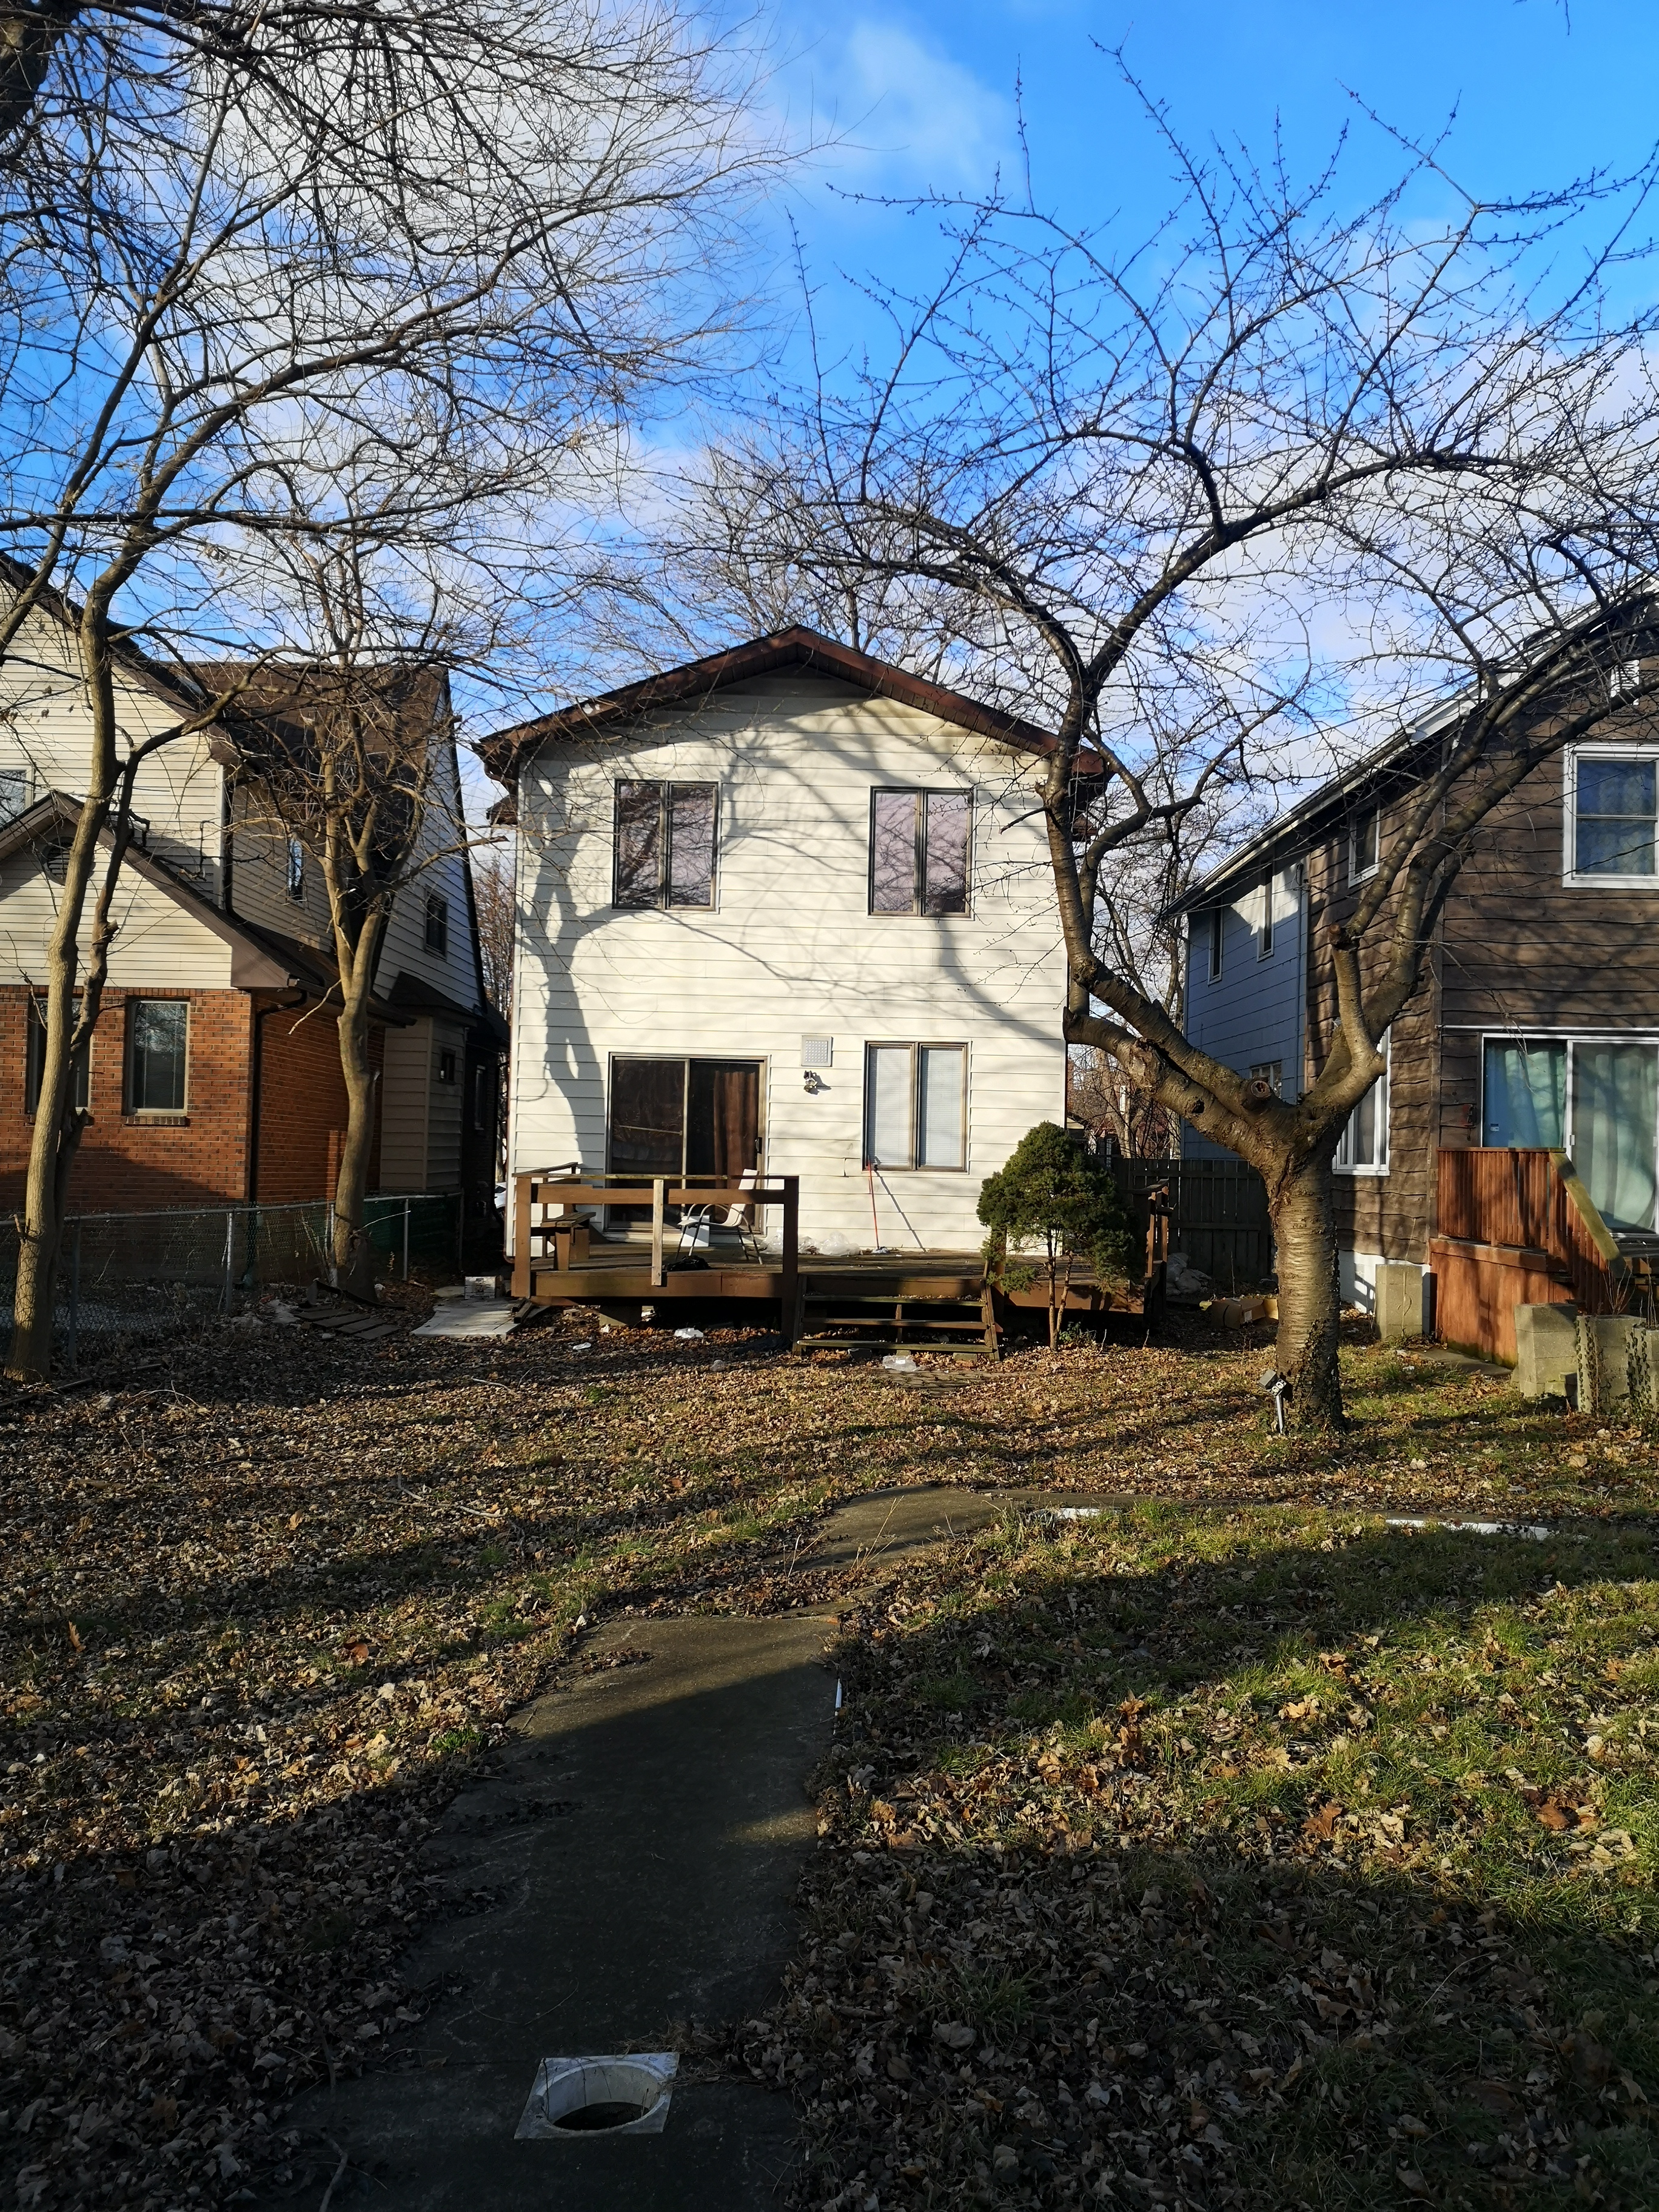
[1176,668,1659,1362]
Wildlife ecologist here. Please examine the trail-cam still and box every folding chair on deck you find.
[674,1169,764,1264]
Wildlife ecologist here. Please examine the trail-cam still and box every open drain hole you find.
[515,2053,678,2140]
[553,2100,648,2131]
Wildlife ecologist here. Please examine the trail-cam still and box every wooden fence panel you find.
[1111,1158,1273,1293]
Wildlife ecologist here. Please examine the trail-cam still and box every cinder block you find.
[1375,1261,1427,1344]
[1577,1313,1644,1416]
[1512,1304,1579,1399]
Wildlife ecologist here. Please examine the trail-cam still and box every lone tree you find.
[683,77,1659,1423]
[979,1122,1134,1350]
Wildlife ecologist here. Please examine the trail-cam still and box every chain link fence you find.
[0,1192,463,1369]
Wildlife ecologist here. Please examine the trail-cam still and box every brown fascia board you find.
[477,625,1092,786]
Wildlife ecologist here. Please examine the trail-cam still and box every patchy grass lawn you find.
[773,1504,1659,2210]
[0,1309,1655,2208]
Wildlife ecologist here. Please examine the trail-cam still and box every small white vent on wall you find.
[800,1036,833,1068]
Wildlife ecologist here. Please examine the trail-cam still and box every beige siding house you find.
[0,584,501,1219]
[486,629,1070,1256]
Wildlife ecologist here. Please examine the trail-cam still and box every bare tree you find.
[472,840,515,1019]
[691,92,1659,1423]
[0,0,772,1378]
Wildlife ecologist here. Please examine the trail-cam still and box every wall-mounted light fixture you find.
[803,1069,825,1094]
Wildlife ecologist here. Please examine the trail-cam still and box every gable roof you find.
[477,625,1076,788]
[0,791,423,1007]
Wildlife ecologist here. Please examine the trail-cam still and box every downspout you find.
[248,988,309,1201]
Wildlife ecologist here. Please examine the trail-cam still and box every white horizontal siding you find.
[0,847,233,987]
[508,669,1067,1251]
[0,606,226,894]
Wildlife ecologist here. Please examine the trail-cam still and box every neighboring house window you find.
[868,789,971,916]
[1483,1033,1659,1232]
[1483,1037,1566,1147]
[863,1042,967,1170]
[1334,1031,1389,1173]
[1250,1060,1284,1097]
[1349,809,1380,883]
[424,893,449,952]
[437,1047,457,1085]
[24,997,89,1113]
[612,780,718,909]
[1258,879,1274,958]
[0,765,27,822]
[1566,748,1658,881]
[1206,908,1224,982]
[286,839,305,900]
[127,999,188,1113]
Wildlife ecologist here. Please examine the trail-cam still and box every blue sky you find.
[762,0,1659,355]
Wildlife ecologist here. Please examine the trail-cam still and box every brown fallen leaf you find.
[341,1639,370,1666]
[67,1620,82,1651]
[1302,1801,1343,1845]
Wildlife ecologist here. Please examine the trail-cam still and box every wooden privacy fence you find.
[1430,1147,1634,1363]
[1111,1157,1273,1293]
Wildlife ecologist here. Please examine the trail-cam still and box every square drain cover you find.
[515,2052,678,2139]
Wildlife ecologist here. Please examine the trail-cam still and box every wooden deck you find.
[509,1170,1155,1352]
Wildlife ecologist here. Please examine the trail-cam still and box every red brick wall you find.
[253,999,384,1204]
[0,987,254,1214]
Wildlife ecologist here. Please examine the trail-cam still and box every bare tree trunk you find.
[1270,1152,1344,1430]
[330,955,381,1297]
[6,602,125,1382]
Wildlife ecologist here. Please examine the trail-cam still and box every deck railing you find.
[1430,1147,1633,1358]
[510,1168,799,1309]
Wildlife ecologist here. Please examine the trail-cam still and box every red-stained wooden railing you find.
[1432,1148,1627,1359]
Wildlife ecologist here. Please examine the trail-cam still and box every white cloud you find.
[809,19,1013,192]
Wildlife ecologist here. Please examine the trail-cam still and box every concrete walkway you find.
[264,1612,839,2208]
[261,1484,1116,2208]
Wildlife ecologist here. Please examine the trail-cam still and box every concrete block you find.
[1577,1313,1644,1416]
[1512,1304,1579,1399]
[1375,1261,1427,1344]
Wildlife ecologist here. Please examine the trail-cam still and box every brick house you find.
[0,588,504,1225]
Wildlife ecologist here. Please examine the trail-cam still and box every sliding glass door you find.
[1572,1044,1658,1232]
[1483,1036,1659,1232]
[607,1057,762,1224]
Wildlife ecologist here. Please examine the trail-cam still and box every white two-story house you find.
[484,627,1071,1255]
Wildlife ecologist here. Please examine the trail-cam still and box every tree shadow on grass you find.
[780,1507,1659,2210]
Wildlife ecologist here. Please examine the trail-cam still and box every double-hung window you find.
[127,999,188,1114]
[1349,809,1380,883]
[24,997,89,1113]
[1566,747,1658,882]
[1334,1031,1389,1174]
[613,780,717,909]
[869,789,971,915]
[424,893,449,953]
[863,1043,967,1170]
[0,765,28,823]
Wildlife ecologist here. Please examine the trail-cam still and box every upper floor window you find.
[25,996,89,1114]
[127,998,187,1114]
[869,789,970,916]
[286,839,306,901]
[1567,746,1657,882]
[437,1046,457,1085]
[0,765,27,823]
[1258,879,1274,958]
[1206,908,1224,982]
[1334,1030,1389,1175]
[424,893,449,953]
[613,780,717,909]
[1348,809,1380,883]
